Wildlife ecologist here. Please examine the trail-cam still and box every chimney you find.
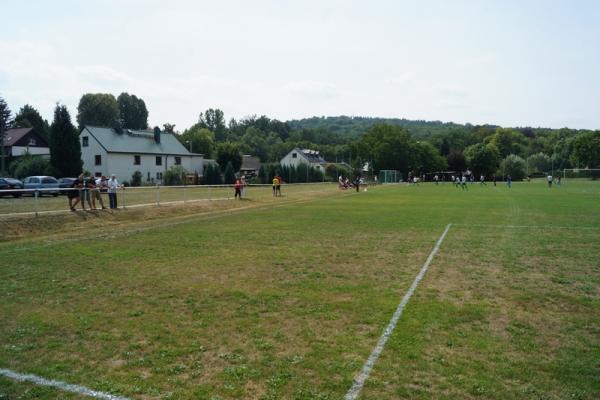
[153,127,161,143]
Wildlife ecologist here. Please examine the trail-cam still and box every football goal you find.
[378,170,403,183]
[562,168,600,180]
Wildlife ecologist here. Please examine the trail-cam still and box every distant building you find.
[240,155,261,177]
[80,126,204,184]
[1,127,50,157]
[280,148,327,173]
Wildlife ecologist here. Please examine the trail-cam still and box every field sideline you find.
[1,181,598,399]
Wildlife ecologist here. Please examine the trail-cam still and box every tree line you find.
[1,92,599,183]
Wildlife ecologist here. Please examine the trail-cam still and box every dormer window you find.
[28,138,37,146]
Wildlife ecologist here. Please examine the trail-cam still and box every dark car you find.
[58,177,77,195]
[0,178,25,198]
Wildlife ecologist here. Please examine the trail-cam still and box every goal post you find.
[562,168,600,180]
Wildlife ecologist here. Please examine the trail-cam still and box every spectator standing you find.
[68,176,82,211]
[80,174,93,210]
[93,176,107,209]
[240,175,247,198]
[107,174,121,209]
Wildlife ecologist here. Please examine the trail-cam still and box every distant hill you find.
[287,115,496,138]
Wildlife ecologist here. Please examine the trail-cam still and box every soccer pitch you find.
[1,181,599,399]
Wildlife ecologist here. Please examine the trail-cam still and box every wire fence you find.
[0,182,345,218]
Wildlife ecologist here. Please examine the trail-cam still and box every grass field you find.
[0,180,598,399]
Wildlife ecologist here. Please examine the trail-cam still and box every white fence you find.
[0,183,340,218]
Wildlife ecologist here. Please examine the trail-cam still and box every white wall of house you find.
[11,146,50,156]
[280,149,306,169]
[280,149,326,172]
[81,132,204,184]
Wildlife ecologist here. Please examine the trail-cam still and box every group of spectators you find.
[67,174,121,211]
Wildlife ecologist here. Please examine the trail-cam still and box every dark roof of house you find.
[240,155,261,171]
[83,126,202,156]
[2,127,47,147]
[299,148,327,164]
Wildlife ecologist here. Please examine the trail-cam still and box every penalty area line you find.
[345,223,452,400]
[0,368,129,400]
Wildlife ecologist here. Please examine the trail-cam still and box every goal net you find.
[378,170,403,183]
[562,168,600,180]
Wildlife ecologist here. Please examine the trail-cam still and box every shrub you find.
[9,155,53,179]
[131,170,142,187]
[163,166,187,186]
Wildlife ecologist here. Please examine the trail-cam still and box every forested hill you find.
[287,115,493,139]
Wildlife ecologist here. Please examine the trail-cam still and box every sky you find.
[1,0,599,131]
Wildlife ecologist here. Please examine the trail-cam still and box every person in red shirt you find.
[234,179,242,199]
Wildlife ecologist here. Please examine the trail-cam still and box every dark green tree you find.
[571,131,600,168]
[50,104,83,177]
[446,150,467,172]
[223,161,236,184]
[410,142,448,174]
[162,123,176,133]
[464,143,500,177]
[178,124,215,157]
[76,93,119,130]
[117,92,149,130]
[199,109,227,141]
[0,96,13,175]
[216,142,242,172]
[14,104,50,140]
[355,124,412,175]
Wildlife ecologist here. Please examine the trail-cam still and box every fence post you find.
[208,185,212,201]
[156,184,160,206]
[183,185,187,203]
[34,190,39,217]
[122,186,126,209]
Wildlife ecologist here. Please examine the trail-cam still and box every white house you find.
[280,148,327,173]
[2,127,50,157]
[80,126,204,184]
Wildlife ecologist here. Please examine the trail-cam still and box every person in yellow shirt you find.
[272,176,279,197]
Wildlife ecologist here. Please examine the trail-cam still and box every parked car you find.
[22,176,60,197]
[0,177,25,198]
[58,177,77,195]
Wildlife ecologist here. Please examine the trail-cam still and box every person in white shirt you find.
[107,174,121,209]
[547,174,553,188]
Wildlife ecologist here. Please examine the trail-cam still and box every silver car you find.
[22,176,60,197]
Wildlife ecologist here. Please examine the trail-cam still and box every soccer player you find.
[480,175,486,185]
[461,175,468,190]
[547,174,553,188]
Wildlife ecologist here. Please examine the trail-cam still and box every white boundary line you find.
[453,223,600,231]
[345,223,452,400]
[0,368,129,400]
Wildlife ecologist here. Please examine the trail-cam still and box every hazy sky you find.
[1,0,599,131]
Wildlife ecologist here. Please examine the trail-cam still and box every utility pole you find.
[0,117,5,176]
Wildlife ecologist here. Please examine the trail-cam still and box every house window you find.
[95,172,102,177]
[28,138,37,146]
[175,156,181,165]
[134,155,141,165]
[156,172,163,180]
[156,156,162,166]
[95,155,102,165]
[82,136,89,147]
[147,172,151,181]
[292,152,297,158]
